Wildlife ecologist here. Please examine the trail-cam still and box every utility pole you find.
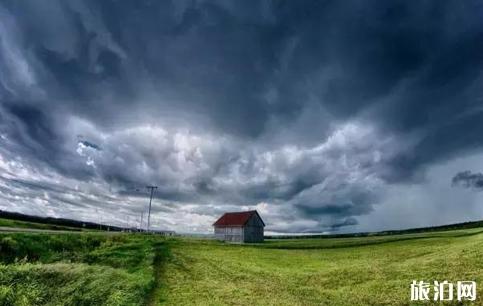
[146,186,158,232]
[96,208,100,230]
[126,215,129,231]
[140,212,144,232]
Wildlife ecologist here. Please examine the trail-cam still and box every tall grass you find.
[0,233,165,306]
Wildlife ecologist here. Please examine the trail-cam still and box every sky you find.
[0,0,483,234]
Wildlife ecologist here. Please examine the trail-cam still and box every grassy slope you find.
[161,228,483,305]
[0,217,84,231]
[0,233,166,306]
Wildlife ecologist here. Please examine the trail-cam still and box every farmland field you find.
[0,228,482,305]
[162,229,483,305]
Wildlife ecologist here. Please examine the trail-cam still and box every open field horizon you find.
[0,225,481,305]
[1,1,483,304]
[3,211,483,238]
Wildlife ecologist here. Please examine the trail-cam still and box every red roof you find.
[213,210,265,227]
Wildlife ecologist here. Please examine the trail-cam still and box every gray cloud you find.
[0,0,483,233]
[452,171,483,190]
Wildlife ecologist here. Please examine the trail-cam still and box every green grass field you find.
[0,217,85,231]
[161,229,483,305]
[0,228,482,305]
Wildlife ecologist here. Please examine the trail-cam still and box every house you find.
[213,210,265,243]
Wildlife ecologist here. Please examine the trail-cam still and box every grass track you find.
[147,242,169,306]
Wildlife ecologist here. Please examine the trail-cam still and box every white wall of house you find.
[214,226,244,242]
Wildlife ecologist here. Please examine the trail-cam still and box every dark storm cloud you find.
[78,141,100,151]
[0,102,96,180]
[0,0,483,232]
[298,203,373,219]
[452,171,483,190]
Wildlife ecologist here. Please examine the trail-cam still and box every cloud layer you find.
[0,0,483,233]
[452,171,483,190]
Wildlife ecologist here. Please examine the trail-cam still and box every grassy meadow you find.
[0,227,482,305]
[161,229,483,305]
[0,217,84,232]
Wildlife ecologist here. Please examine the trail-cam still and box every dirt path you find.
[147,242,169,306]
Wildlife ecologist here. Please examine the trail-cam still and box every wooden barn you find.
[213,210,265,243]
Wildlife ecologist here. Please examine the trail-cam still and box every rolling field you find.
[161,229,483,305]
[0,228,482,305]
[0,217,85,232]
